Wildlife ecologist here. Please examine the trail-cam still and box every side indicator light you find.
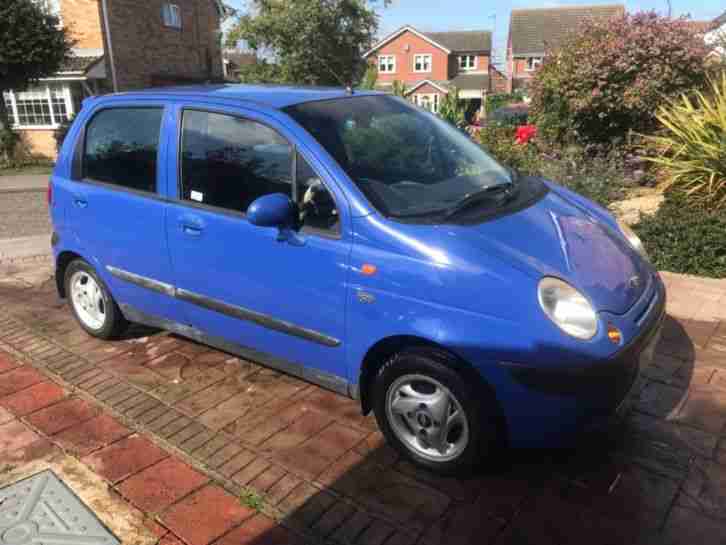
[361,264,377,276]
[607,323,622,345]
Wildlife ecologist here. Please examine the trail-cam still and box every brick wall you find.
[373,30,450,85]
[17,130,57,160]
[61,0,104,49]
[103,0,223,90]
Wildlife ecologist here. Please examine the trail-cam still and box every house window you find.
[414,93,439,113]
[414,54,432,73]
[2,84,73,129]
[459,55,477,71]
[378,55,396,74]
[162,3,182,29]
[526,57,543,72]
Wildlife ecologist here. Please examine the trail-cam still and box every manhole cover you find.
[0,470,120,545]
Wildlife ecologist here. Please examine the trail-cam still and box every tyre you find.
[373,347,500,476]
[64,259,128,340]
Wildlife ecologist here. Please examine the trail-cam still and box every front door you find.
[165,106,351,391]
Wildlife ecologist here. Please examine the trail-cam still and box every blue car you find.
[50,85,664,475]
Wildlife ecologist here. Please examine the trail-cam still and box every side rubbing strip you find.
[105,266,340,348]
[106,266,176,296]
[176,288,341,347]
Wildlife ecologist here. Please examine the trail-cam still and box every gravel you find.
[0,192,52,239]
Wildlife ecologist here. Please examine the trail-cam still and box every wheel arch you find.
[55,250,85,298]
[357,335,501,422]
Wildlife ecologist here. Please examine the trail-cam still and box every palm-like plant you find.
[391,80,408,97]
[643,73,726,210]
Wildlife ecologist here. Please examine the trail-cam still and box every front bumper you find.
[497,273,666,447]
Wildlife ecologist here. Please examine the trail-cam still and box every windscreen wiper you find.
[442,183,514,221]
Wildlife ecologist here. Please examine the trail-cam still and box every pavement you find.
[0,174,49,194]
[1,260,726,545]
[0,174,52,262]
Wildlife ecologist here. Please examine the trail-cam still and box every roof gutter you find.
[100,0,119,92]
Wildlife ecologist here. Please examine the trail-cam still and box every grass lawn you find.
[0,164,54,177]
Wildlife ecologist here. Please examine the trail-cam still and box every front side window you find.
[285,96,515,220]
[458,55,476,70]
[414,54,432,72]
[180,110,293,214]
[162,3,181,28]
[526,57,543,71]
[378,55,396,73]
[83,108,163,193]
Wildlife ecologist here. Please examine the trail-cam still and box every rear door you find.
[66,103,180,323]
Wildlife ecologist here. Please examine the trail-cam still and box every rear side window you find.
[180,110,293,214]
[83,108,163,193]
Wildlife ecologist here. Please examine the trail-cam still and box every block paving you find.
[1,262,726,543]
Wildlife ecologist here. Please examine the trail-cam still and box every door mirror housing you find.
[247,193,297,228]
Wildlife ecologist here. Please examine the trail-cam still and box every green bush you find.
[530,12,710,144]
[634,192,726,277]
[478,125,628,206]
[642,73,726,210]
[485,91,525,115]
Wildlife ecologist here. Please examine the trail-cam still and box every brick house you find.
[3,0,226,159]
[506,4,625,93]
[362,26,495,115]
[705,11,726,60]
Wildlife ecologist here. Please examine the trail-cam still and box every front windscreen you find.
[284,95,514,219]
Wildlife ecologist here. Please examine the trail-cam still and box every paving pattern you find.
[1,261,726,544]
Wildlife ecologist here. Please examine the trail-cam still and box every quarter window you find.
[458,55,476,70]
[83,108,163,193]
[414,54,432,73]
[180,110,293,214]
[378,55,396,73]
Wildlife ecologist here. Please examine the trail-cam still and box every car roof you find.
[102,84,384,109]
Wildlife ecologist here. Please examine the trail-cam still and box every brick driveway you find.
[1,261,726,544]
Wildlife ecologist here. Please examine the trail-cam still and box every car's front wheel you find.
[373,347,500,476]
[65,259,127,339]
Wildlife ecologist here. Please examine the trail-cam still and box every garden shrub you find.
[479,125,628,207]
[634,192,726,277]
[529,12,710,145]
[642,72,726,210]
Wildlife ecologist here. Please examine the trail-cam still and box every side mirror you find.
[246,193,297,229]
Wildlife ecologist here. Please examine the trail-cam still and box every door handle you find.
[182,225,203,236]
[178,215,204,237]
[74,198,88,209]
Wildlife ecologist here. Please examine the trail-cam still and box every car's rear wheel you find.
[65,259,127,339]
[373,347,500,476]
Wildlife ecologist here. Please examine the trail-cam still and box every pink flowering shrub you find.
[530,12,710,144]
[515,125,537,145]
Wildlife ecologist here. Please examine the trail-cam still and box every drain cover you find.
[0,470,120,545]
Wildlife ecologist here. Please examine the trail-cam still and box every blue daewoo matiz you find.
[50,85,665,475]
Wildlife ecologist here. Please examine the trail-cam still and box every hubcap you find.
[69,271,106,331]
[386,374,469,462]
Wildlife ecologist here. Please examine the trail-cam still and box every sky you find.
[225,0,724,66]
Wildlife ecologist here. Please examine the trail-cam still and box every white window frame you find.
[3,84,74,130]
[526,57,543,72]
[413,54,433,73]
[458,55,477,71]
[378,55,396,74]
[413,93,440,114]
[162,3,182,29]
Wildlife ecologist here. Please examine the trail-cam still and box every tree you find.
[529,12,710,144]
[227,0,381,87]
[0,0,72,158]
[0,0,73,127]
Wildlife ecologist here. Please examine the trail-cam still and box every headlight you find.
[617,220,649,261]
[538,277,598,340]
